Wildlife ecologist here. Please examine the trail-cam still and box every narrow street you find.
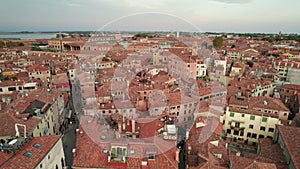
[62,82,81,169]
[62,120,78,169]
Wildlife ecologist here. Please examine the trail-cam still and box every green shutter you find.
[262,117,267,122]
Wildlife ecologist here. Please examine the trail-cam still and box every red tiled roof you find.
[282,84,300,92]
[27,64,49,72]
[136,118,164,139]
[0,151,12,166]
[72,126,109,168]
[186,116,222,163]
[249,96,289,111]
[258,138,287,168]
[276,125,300,169]
[230,155,276,169]
[1,135,62,169]
[0,112,40,137]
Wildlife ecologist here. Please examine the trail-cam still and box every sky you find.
[0,0,300,33]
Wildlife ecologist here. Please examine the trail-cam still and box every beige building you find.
[0,80,39,95]
[223,96,290,145]
[27,64,51,83]
[223,106,282,145]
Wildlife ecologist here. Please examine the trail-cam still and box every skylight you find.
[23,152,33,157]
[33,143,41,148]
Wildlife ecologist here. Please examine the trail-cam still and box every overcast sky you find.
[0,0,299,33]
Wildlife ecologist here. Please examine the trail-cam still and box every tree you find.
[213,37,224,48]
[245,61,254,68]
[31,46,42,51]
[11,76,17,81]
[268,37,274,43]
[3,76,9,81]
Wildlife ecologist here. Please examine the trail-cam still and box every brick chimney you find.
[132,119,135,133]
[175,149,180,162]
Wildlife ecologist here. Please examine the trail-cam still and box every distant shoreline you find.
[0,31,298,35]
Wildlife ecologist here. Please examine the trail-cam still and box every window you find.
[240,131,244,136]
[284,113,287,116]
[249,124,254,129]
[268,128,274,132]
[259,135,264,139]
[262,117,267,122]
[260,126,266,131]
[8,87,16,91]
[252,133,257,139]
[250,115,255,120]
[40,164,42,168]
[226,129,231,134]
[230,112,234,117]
[233,130,239,136]
[0,88,2,92]
[241,114,245,117]
[235,122,240,128]
[247,132,251,137]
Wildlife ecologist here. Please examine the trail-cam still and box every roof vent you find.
[263,100,268,105]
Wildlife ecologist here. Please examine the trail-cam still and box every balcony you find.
[230,125,245,131]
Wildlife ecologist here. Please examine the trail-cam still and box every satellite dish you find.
[9,139,18,145]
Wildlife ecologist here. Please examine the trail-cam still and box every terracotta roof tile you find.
[0,152,12,166]
[1,135,62,169]
[276,125,300,169]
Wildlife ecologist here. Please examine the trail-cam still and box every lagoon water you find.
[0,33,57,39]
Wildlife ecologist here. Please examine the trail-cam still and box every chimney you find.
[175,149,180,162]
[132,119,135,133]
[236,151,241,157]
[72,148,76,157]
[127,119,130,126]
[122,121,126,131]
[118,121,122,133]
